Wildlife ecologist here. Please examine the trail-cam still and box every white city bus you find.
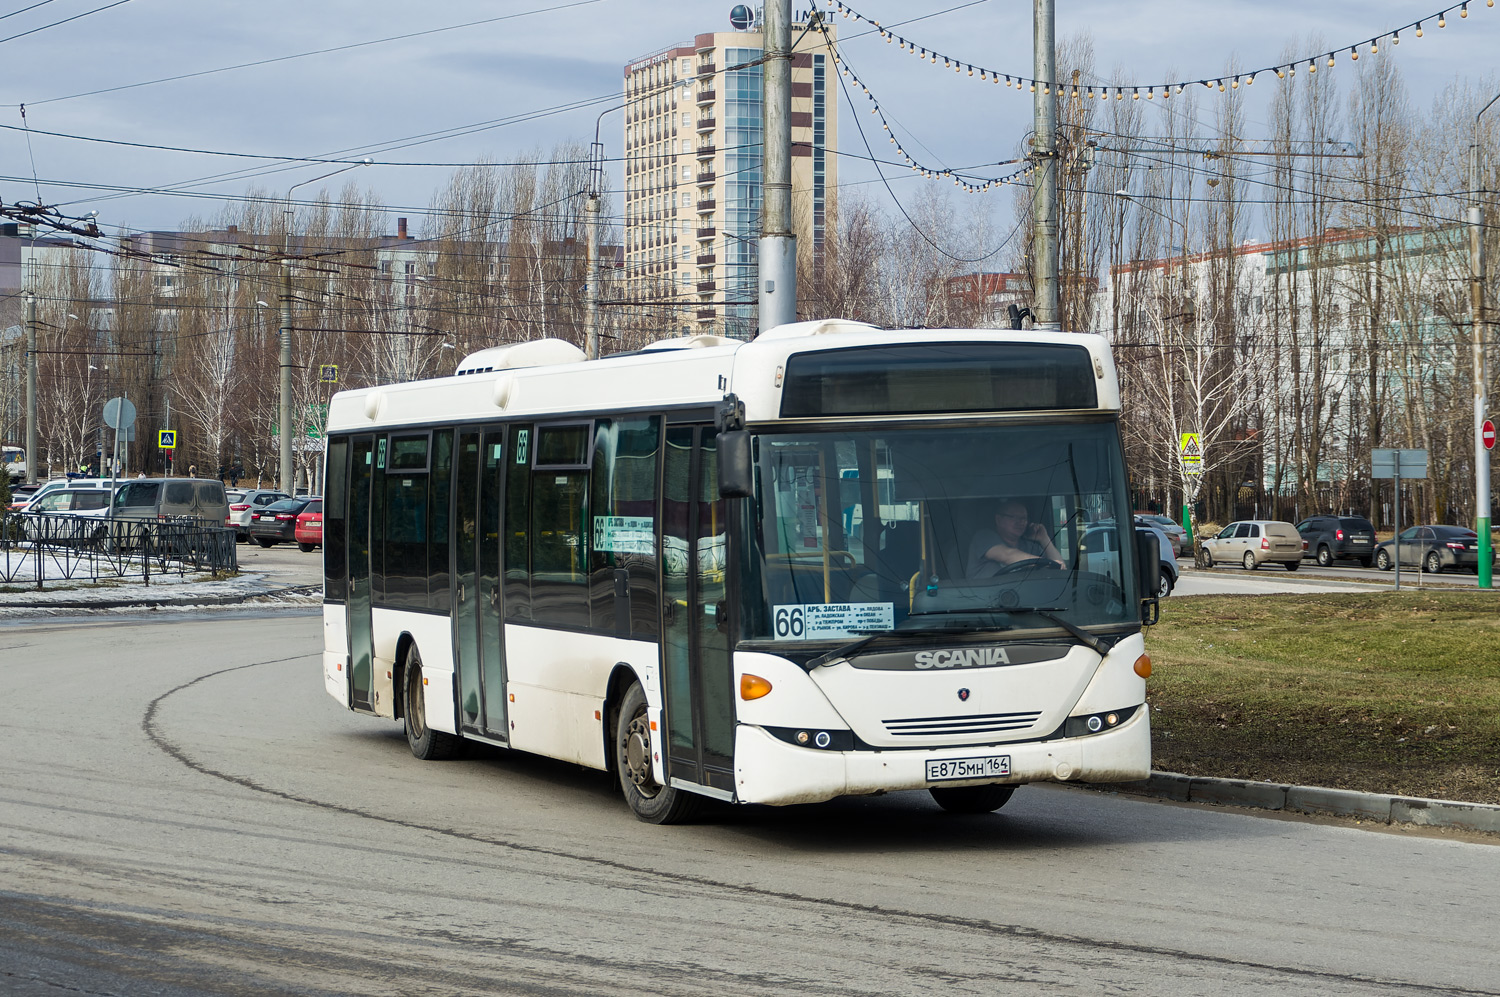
[320,320,1157,823]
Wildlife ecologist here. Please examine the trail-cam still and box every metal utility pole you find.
[24,292,37,484]
[584,137,605,359]
[1472,95,1498,589]
[279,243,295,494]
[1030,0,1060,330]
[759,0,797,334]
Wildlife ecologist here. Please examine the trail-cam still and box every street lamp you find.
[1471,95,1499,588]
[279,159,371,494]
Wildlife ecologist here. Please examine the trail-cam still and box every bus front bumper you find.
[733,705,1150,807]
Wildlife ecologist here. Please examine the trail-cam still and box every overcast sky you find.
[1,0,1496,244]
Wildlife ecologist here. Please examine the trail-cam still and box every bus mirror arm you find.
[1135,530,1160,626]
[718,430,753,498]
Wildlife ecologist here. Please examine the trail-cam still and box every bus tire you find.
[404,645,458,761]
[614,681,700,825]
[929,784,1016,814]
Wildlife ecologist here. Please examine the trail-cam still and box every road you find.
[3,612,1496,995]
[1173,555,1497,597]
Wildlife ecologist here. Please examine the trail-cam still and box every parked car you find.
[112,477,229,526]
[1296,514,1376,567]
[12,477,115,512]
[294,499,323,552]
[248,497,317,547]
[16,487,113,545]
[6,481,42,511]
[1137,513,1190,557]
[1373,525,1495,574]
[226,488,289,541]
[1198,520,1302,570]
[1079,520,1179,597]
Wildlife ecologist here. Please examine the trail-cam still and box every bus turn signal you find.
[740,674,773,700]
[1134,654,1152,679]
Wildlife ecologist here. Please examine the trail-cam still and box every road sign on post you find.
[158,429,176,450]
[1484,419,1496,451]
[318,364,339,384]
[1372,448,1428,592]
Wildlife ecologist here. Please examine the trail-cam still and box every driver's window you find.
[1217,525,1236,539]
[1399,527,1419,540]
[35,493,66,512]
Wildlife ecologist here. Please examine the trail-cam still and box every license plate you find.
[1353,538,1369,544]
[926,755,1011,782]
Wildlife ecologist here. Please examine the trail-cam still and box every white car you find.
[226,489,290,540]
[19,487,113,545]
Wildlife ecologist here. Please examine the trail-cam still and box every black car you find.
[1295,514,1376,567]
[247,497,315,547]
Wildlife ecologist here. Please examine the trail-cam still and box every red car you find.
[294,498,323,552]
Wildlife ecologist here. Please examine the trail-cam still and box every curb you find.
[0,582,321,611]
[1092,771,1500,834]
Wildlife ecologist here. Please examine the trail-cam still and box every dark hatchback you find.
[247,497,316,547]
[1296,514,1376,567]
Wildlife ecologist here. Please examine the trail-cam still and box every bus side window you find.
[528,423,594,631]
[589,416,661,638]
[429,430,453,612]
[504,425,532,620]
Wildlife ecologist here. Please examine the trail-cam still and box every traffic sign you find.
[1179,433,1202,461]
[102,396,137,430]
[1372,448,1427,480]
[1484,419,1496,451]
[318,364,339,384]
[158,429,177,450]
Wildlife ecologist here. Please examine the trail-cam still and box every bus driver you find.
[968,499,1065,577]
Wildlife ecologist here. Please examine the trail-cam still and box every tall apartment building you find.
[622,11,836,340]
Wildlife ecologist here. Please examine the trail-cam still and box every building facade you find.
[622,11,836,339]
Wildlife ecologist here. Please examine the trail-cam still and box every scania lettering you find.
[320,321,1156,824]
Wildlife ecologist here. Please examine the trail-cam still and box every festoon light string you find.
[810,14,1036,193]
[824,0,1493,100]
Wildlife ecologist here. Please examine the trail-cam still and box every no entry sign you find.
[1484,419,1496,451]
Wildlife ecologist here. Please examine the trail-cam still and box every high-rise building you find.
[622,11,836,339]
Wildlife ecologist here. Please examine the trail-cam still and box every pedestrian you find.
[230,462,243,487]
[188,463,197,478]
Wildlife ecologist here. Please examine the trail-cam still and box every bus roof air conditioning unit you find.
[456,338,585,376]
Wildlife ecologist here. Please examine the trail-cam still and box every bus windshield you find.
[742,421,1137,642]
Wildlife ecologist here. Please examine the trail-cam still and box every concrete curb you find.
[1092,771,1500,834]
[0,582,320,611]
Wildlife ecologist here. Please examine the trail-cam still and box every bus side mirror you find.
[1135,529,1160,626]
[718,430,753,498]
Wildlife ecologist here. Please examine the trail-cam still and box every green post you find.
[1480,516,1493,589]
[1181,503,1193,543]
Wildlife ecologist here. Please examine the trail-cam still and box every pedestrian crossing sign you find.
[158,429,177,450]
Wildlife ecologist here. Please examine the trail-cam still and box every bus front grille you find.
[882,711,1043,737]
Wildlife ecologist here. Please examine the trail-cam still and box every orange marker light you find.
[740,673,773,700]
[1134,654,1153,679]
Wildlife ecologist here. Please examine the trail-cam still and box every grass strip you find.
[1144,592,1500,804]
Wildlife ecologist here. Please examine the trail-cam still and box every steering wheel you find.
[994,556,1058,575]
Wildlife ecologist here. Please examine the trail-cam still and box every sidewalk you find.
[0,566,318,612]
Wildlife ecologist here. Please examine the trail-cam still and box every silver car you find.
[226,488,289,541]
[1139,514,1189,557]
[1198,520,1303,570]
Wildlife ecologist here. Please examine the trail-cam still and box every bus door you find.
[454,427,509,740]
[660,424,735,798]
[347,434,376,712]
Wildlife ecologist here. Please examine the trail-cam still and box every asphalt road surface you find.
[2,612,1496,996]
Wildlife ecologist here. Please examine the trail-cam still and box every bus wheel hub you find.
[625,716,652,787]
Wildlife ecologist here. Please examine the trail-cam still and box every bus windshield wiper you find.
[1002,607,1110,655]
[805,625,1002,669]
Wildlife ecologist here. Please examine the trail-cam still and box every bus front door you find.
[454,427,508,740]
[661,425,735,799]
[347,435,376,712]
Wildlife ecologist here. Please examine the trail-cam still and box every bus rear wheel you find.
[929,784,1016,814]
[614,681,700,825]
[404,645,458,761]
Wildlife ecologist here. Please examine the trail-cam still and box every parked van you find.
[111,477,229,525]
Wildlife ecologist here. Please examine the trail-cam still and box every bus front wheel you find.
[404,644,459,761]
[614,681,700,825]
[929,784,1016,814]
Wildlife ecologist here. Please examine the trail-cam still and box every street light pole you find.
[24,292,37,484]
[280,160,369,493]
[1031,0,1060,330]
[1472,94,1498,589]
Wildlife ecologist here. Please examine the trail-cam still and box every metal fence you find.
[0,512,238,589]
